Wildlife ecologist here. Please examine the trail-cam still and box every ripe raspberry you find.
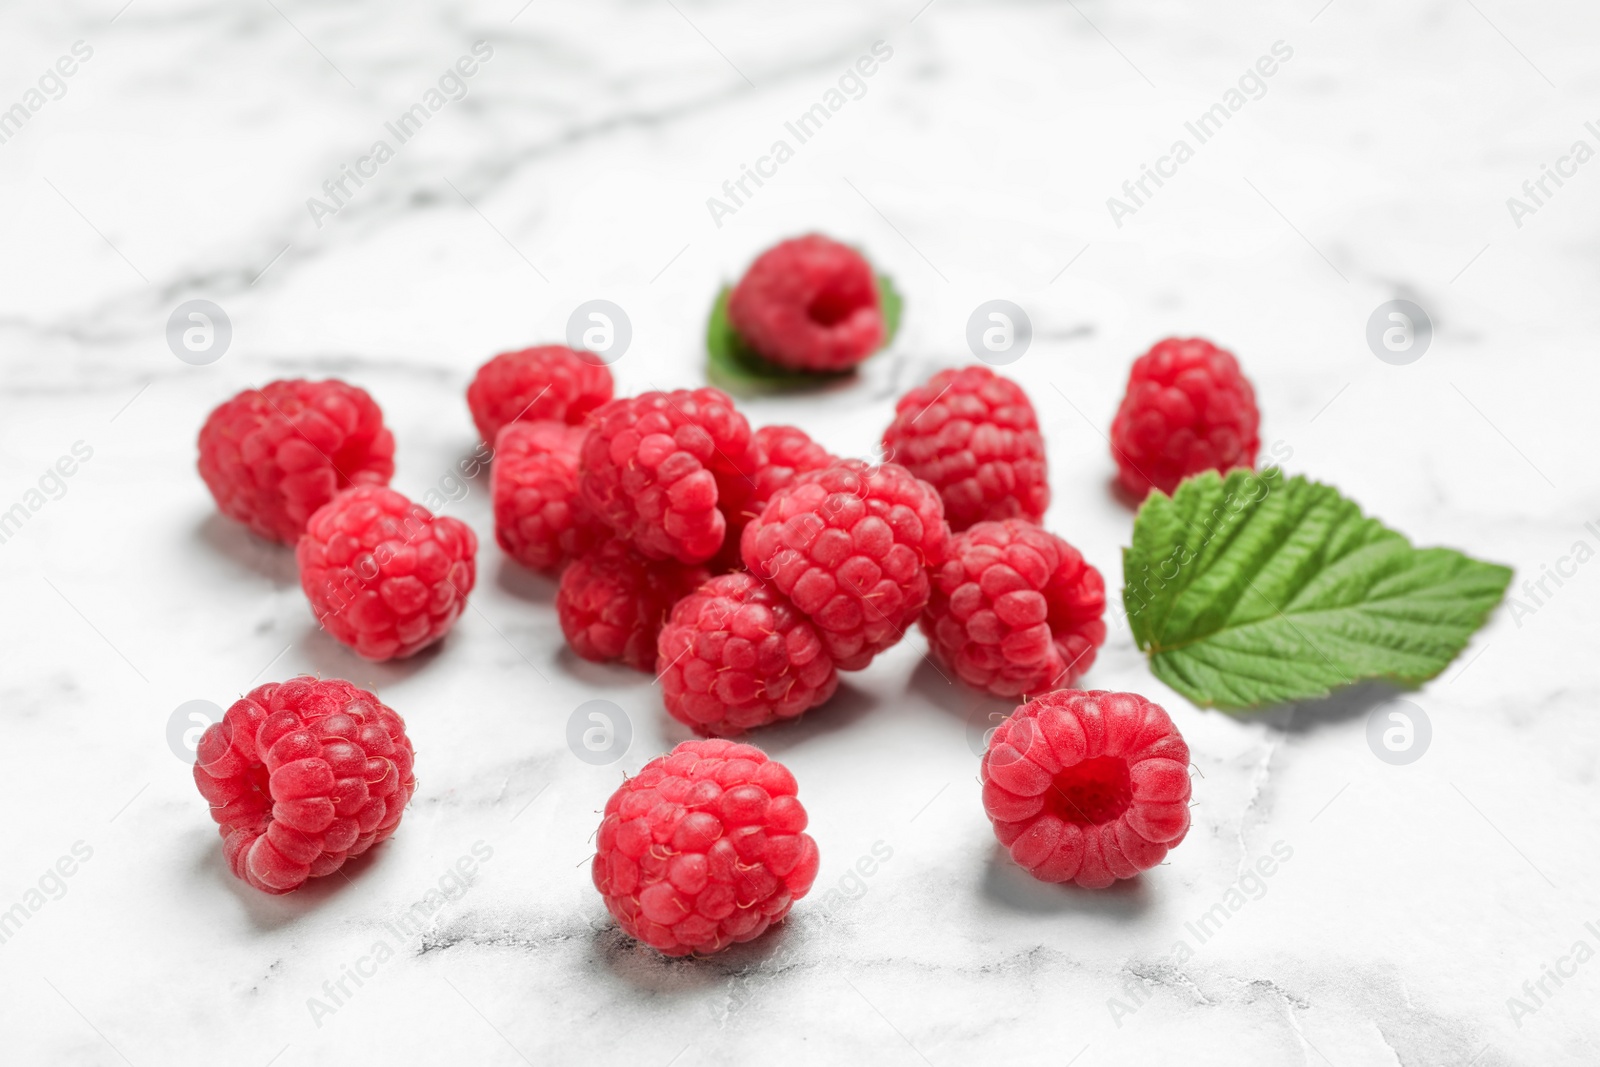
[658,573,838,736]
[741,460,950,670]
[466,344,614,446]
[727,235,884,373]
[557,541,710,671]
[982,690,1191,889]
[1109,337,1259,499]
[882,365,1048,532]
[712,424,838,573]
[492,420,601,575]
[296,486,477,661]
[923,520,1107,698]
[579,388,759,564]
[197,379,395,544]
[592,739,819,955]
[193,677,416,894]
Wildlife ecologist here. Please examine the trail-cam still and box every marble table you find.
[2,1,1597,1063]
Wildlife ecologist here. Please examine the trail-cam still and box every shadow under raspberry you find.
[980,844,1155,918]
[193,512,298,586]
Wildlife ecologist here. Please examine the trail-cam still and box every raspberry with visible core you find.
[557,541,710,671]
[197,379,395,544]
[193,677,416,894]
[296,486,477,661]
[982,690,1192,889]
[492,420,601,575]
[592,739,819,955]
[741,460,950,670]
[922,519,1107,698]
[579,387,759,564]
[882,365,1048,532]
[466,344,613,446]
[727,235,884,373]
[1109,337,1259,499]
[658,572,838,736]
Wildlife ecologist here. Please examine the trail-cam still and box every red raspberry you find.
[492,420,601,575]
[1109,337,1259,499]
[982,690,1192,889]
[557,541,710,672]
[197,379,395,544]
[193,677,416,894]
[741,460,950,671]
[923,520,1107,698]
[658,573,838,736]
[296,486,477,661]
[466,344,614,445]
[712,424,838,573]
[592,739,819,955]
[727,235,884,373]
[882,365,1048,532]
[579,388,759,564]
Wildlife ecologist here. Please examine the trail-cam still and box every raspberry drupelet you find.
[592,739,820,955]
[741,459,951,671]
[296,486,477,661]
[579,387,760,565]
[882,365,1049,532]
[1109,337,1259,499]
[727,235,885,373]
[466,344,613,446]
[658,572,838,736]
[197,379,395,544]
[557,541,710,672]
[982,690,1192,889]
[492,420,601,575]
[922,520,1107,698]
[193,677,416,894]
[711,424,838,573]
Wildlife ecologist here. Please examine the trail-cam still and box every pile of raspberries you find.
[193,232,1261,947]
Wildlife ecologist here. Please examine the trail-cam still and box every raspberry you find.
[982,690,1191,889]
[193,677,416,894]
[466,344,613,445]
[712,424,838,572]
[296,486,477,661]
[658,573,838,736]
[579,388,759,564]
[923,520,1107,698]
[1109,337,1259,499]
[882,365,1048,532]
[492,420,601,575]
[557,541,710,671]
[741,460,950,670]
[592,739,819,955]
[727,235,884,373]
[197,379,395,544]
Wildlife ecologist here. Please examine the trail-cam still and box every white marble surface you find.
[3,1,1599,1064]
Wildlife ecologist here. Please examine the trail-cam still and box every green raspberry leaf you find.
[1122,467,1512,711]
[704,274,901,394]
